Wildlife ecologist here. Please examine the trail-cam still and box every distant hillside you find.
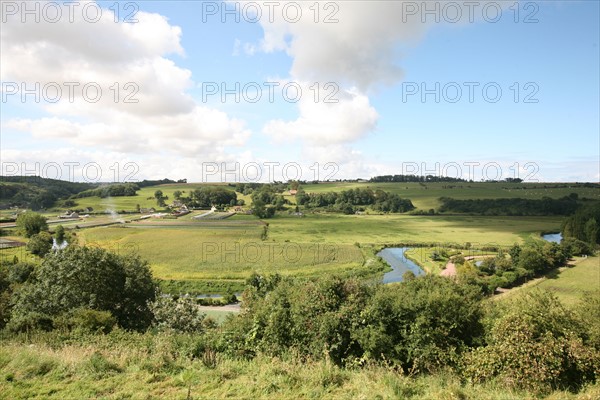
[0,176,97,210]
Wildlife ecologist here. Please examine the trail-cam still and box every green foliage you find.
[73,183,140,198]
[16,212,48,237]
[0,176,95,210]
[561,237,594,257]
[464,291,599,394]
[26,231,53,257]
[9,246,155,331]
[56,308,117,334]
[7,262,35,284]
[54,225,66,243]
[150,296,206,333]
[575,291,600,351]
[355,275,484,373]
[562,202,600,244]
[296,187,414,213]
[439,196,580,216]
[224,274,483,373]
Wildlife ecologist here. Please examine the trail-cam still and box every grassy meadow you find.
[1,333,599,400]
[495,255,600,307]
[2,181,594,294]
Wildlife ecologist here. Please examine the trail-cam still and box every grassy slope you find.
[299,181,600,210]
[1,338,598,400]
[495,256,600,307]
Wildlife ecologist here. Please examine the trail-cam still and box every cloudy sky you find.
[1,0,598,182]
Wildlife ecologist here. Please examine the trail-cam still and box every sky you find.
[1,0,598,183]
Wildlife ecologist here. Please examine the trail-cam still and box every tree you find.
[355,275,484,373]
[154,190,165,207]
[9,246,156,331]
[16,212,48,238]
[54,225,66,243]
[150,296,206,333]
[464,291,597,394]
[173,190,182,200]
[26,232,53,257]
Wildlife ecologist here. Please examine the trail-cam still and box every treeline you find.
[438,195,580,216]
[231,182,288,196]
[296,188,414,214]
[137,178,187,188]
[370,174,466,182]
[0,176,95,210]
[72,183,140,198]
[180,187,238,208]
[459,238,594,294]
[562,202,600,244]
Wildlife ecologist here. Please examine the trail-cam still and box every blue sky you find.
[1,1,598,182]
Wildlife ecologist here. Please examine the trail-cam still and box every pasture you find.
[74,212,564,293]
[495,256,600,307]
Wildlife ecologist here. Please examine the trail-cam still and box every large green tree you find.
[16,212,48,238]
[9,246,156,331]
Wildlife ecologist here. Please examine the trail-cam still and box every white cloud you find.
[263,85,378,145]
[1,0,249,160]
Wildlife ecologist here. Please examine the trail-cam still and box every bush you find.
[26,231,53,257]
[355,275,484,373]
[16,212,48,237]
[56,308,117,334]
[151,296,206,333]
[9,246,155,331]
[7,262,35,284]
[463,291,599,394]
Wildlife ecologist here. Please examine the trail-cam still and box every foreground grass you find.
[1,334,598,400]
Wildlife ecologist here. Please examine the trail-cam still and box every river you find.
[377,247,425,283]
[542,233,563,243]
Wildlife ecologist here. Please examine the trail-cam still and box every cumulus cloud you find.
[1,0,249,159]
[264,85,378,145]
[239,1,503,147]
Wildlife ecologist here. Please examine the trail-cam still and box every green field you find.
[72,211,564,293]
[299,181,599,210]
[3,181,594,294]
[48,181,599,213]
[495,256,600,307]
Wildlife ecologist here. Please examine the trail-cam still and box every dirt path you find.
[198,303,241,313]
[440,262,457,277]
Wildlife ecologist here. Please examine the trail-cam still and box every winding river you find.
[378,247,425,283]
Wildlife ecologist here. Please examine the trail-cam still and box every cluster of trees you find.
[0,246,156,332]
[438,195,581,216]
[232,183,281,195]
[296,188,414,214]
[216,273,599,394]
[250,186,288,218]
[137,178,186,187]
[73,183,140,199]
[0,176,95,210]
[562,202,600,244]
[460,238,594,294]
[179,187,238,208]
[370,174,467,183]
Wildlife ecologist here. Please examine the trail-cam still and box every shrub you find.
[355,275,484,373]
[463,291,599,394]
[26,231,53,257]
[9,246,155,331]
[56,308,117,334]
[151,296,206,333]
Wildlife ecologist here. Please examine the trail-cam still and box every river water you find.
[542,233,563,243]
[377,247,425,283]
